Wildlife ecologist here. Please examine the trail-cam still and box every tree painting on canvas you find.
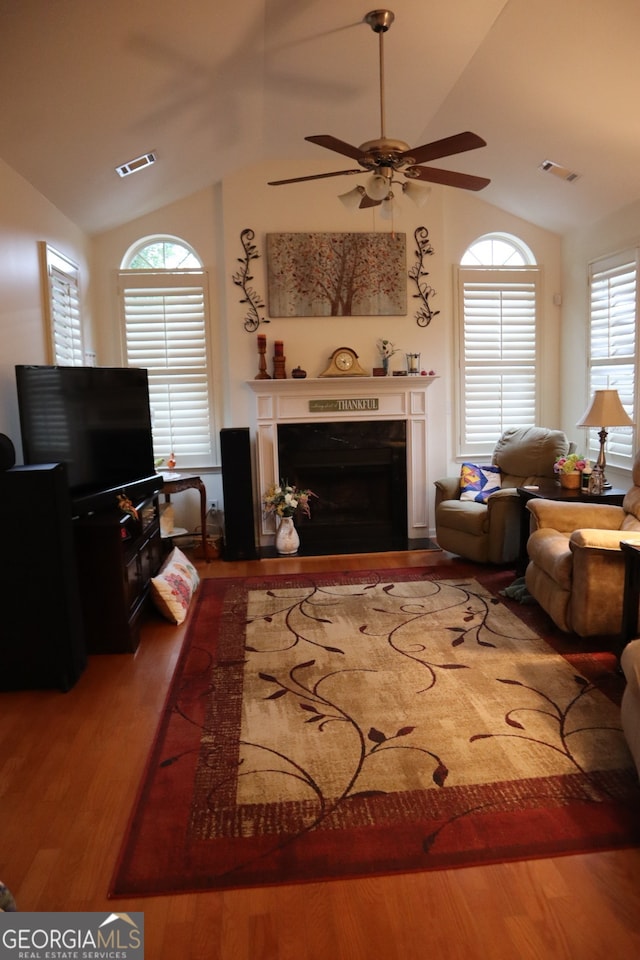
[266,232,407,317]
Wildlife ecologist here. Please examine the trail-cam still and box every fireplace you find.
[278,421,407,552]
[246,375,437,554]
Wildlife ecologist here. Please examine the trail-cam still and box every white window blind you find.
[119,270,213,469]
[588,252,637,465]
[457,267,539,456]
[39,242,83,365]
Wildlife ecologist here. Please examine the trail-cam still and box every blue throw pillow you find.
[459,463,502,503]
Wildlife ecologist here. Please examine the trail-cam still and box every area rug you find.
[110,565,640,897]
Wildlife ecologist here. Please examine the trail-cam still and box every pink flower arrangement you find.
[553,454,586,475]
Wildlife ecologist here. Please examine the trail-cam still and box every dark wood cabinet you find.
[74,494,163,653]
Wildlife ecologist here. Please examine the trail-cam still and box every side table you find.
[161,472,211,561]
[516,481,626,577]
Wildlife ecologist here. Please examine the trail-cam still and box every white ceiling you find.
[2,0,640,236]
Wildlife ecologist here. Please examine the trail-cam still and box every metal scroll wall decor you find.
[409,226,440,327]
[233,228,267,331]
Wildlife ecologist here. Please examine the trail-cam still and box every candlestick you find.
[255,333,271,379]
[273,355,287,379]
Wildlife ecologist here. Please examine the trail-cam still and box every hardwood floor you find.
[2,549,640,959]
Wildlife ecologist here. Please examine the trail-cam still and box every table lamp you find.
[576,388,634,488]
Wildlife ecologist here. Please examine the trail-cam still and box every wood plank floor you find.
[2,549,640,959]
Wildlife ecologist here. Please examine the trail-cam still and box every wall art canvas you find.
[266,232,407,317]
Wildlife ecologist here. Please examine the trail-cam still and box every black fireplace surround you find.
[277,420,408,554]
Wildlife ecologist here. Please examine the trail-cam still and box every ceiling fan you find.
[268,9,490,207]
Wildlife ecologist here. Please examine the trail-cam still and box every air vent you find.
[115,152,157,178]
[539,159,580,183]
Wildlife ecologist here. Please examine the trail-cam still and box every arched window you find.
[119,236,215,469]
[460,232,535,267]
[456,233,540,456]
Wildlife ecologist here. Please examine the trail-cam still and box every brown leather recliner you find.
[434,427,571,564]
[525,450,640,636]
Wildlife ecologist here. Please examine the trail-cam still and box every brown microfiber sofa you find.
[434,426,571,564]
[524,450,640,637]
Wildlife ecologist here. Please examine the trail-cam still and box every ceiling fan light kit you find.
[402,180,432,207]
[367,171,392,201]
[267,9,490,210]
[338,185,367,209]
[379,196,395,220]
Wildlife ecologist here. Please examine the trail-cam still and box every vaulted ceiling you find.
[2,0,639,236]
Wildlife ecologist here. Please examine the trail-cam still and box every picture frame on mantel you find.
[266,232,407,317]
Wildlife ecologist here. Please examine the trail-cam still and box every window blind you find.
[588,253,637,465]
[40,243,83,365]
[458,268,539,456]
[120,270,213,468]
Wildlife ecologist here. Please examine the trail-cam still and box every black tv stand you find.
[0,464,166,690]
[73,488,163,653]
[71,473,163,519]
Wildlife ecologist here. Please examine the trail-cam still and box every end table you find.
[161,472,211,561]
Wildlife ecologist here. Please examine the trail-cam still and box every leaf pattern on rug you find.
[471,671,624,783]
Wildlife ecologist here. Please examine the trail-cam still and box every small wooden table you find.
[516,481,626,576]
[161,472,210,561]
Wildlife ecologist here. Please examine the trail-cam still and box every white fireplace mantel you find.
[246,376,438,545]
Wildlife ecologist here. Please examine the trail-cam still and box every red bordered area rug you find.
[110,565,640,897]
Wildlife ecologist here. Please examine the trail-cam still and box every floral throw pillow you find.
[150,546,200,624]
[459,463,502,503]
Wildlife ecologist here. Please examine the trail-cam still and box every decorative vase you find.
[382,356,390,375]
[560,471,581,489]
[275,515,300,555]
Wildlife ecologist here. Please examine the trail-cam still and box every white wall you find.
[2,144,634,539]
[92,159,563,534]
[0,157,91,459]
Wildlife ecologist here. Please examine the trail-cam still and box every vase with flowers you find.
[554,453,586,489]
[263,480,317,554]
[376,338,400,375]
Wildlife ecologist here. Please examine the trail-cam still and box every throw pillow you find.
[459,463,502,503]
[151,546,200,624]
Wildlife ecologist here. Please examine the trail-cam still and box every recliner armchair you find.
[525,451,640,637]
[434,427,571,564]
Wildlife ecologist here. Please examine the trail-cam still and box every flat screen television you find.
[15,365,162,515]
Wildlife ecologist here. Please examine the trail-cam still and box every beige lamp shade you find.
[576,389,634,428]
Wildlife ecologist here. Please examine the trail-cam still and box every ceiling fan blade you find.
[407,165,491,192]
[401,132,486,166]
[268,169,362,186]
[305,135,367,162]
